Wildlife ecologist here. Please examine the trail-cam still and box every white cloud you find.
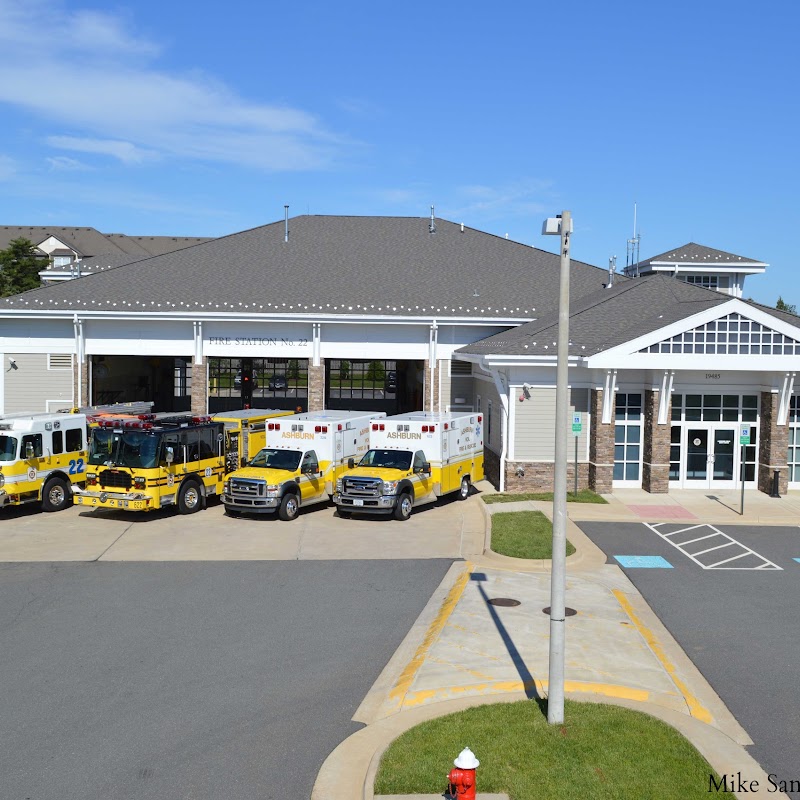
[47,137,157,165]
[0,0,346,171]
[0,154,16,180]
[45,155,92,171]
[444,180,553,220]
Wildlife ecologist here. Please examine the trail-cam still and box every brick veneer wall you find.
[308,364,325,411]
[642,389,671,493]
[758,391,789,495]
[191,360,208,415]
[423,359,440,411]
[503,461,590,493]
[72,358,89,407]
[589,388,614,493]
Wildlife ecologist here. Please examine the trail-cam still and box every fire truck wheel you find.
[458,476,471,500]
[178,480,203,514]
[42,477,70,512]
[393,492,413,521]
[278,491,300,521]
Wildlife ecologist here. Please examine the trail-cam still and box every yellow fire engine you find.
[333,411,484,520]
[73,413,226,514]
[0,411,90,512]
[211,409,295,471]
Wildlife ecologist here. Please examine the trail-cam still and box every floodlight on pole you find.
[541,210,572,725]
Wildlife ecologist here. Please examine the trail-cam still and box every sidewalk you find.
[313,486,792,799]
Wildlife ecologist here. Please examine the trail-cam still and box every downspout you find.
[73,314,83,408]
[429,321,438,413]
[487,363,510,492]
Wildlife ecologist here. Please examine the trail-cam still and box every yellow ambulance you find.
[333,411,484,520]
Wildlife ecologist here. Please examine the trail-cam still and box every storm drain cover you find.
[542,606,578,617]
[488,597,521,607]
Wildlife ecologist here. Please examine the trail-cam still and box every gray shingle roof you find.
[0,215,618,317]
[639,242,766,267]
[455,274,800,358]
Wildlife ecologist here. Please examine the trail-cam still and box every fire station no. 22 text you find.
[207,337,309,346]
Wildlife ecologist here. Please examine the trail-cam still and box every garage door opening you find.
[325,359,423,414]
[208,357,309,413]
[90,356,191,412]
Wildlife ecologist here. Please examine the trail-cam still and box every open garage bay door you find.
[90,356,191,413]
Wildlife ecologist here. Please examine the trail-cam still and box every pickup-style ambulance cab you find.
[222,410,384,520]
[0,411,89,512]
[212,409,295,471]
[333,411,484,520]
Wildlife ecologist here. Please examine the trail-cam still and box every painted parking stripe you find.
[614,555,673,569]
[645,523,782,571]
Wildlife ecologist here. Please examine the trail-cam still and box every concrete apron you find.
[313,514,787,799]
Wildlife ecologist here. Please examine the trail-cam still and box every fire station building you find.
[1,215,798,495]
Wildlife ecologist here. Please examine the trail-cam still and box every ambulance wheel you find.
[279,492,300,521]
[458,476,471,500]
[337,508,351,519]
[178,480,203,515]
[42,477,70,512]
[393,492,413,521]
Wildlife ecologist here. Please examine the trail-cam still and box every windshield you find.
[88,429,159,469]
[358,449,412,471]
[0,435,17,462]
[248,448,302,471]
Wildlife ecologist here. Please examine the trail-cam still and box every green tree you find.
[366,360,385,383]
[286,359,300,379]
[0,238,44,297]
[339,360,350,381]
[776,296,797,314]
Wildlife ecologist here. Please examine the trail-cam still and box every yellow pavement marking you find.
[388,561,474,709]
[402,679,650,707]
[613,589,713,724]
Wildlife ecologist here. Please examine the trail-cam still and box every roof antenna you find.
[284,205,289,243]
[625,203,640,277]
[607,255,616,288]
[429,205,436,235]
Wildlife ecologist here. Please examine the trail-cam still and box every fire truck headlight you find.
[133,477,146,490]
[382,480,400,495]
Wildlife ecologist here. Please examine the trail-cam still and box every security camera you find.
[8,358,17,370]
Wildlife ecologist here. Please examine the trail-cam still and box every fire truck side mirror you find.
[165,447,174,464]
[348,457,355,469]
[25,442,34,459]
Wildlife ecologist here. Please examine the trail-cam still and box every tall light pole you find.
[541,210,572,725]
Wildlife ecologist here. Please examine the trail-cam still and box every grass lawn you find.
[484,490,607,504]
[375,699,717,799]
[490,511,575,559]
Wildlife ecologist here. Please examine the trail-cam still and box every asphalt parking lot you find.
[0,490,486,562]
[0,559,452,800]
[578,521,800,799]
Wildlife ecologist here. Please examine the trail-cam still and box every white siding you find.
[474,367,503,454]
[513,387,589,461]
[3,353,74,413]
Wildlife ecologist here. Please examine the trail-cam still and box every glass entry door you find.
[685,427,737,489]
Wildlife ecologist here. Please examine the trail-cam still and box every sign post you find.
[572,413,582,497]
[739,425,751,516]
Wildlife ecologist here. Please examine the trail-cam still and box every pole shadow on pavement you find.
[470,572,545,711]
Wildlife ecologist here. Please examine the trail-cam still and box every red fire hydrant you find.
[447,747,480,799]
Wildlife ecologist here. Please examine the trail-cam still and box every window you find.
[669,426,681,480]
[789,397,800,483]
[209,357,309,401]
[65,428,83,453]
[21,434,43,459]
[198,427,216,459]
[327,359,396,399]
[641,313,800,355]
[52,430,63,455]
[671,394,758,423]
[301,450,319,473]
[613,393,642,482]
[679,275,719,290]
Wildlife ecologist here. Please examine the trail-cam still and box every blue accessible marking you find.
[793,559,800,564]
[614,555,673,569]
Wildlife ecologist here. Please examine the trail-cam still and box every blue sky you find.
[0,0,797,307]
